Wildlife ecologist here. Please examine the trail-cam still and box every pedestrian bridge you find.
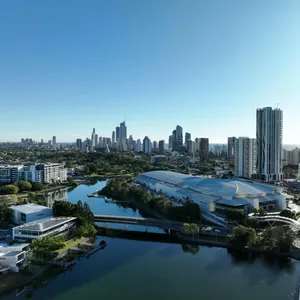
[93,214,184,230]
[248,213,300,229]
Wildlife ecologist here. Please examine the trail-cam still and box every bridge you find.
[94,215,184,230]
[248,213,300,229]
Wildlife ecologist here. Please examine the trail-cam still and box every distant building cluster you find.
[0,163,67,184]
[13,106,285,184]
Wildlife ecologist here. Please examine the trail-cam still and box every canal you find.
[1,181,300,300]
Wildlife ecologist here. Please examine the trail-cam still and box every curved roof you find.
[139,171,279,200]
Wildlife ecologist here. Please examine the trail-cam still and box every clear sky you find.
[0,0,300,144]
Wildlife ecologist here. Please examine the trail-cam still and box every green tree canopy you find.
[2,184,19,194]
[31,182,45,191]
[230,226,256,247]
[17,180,32,192]
[0,202,13,226]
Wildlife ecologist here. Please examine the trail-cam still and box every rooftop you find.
[139,171,283,201]
[14,217,76,232]
[4,251,23,257]
[10,203,52,214]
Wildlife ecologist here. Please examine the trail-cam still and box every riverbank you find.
[0,185,72,205]
[0,264,51,295]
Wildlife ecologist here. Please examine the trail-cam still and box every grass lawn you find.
[56,237,85,254]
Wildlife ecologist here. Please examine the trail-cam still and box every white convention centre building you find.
[136,171,289,225]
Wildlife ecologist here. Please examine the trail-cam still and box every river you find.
[1,181,300,300]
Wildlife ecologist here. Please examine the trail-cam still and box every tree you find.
[17,180,32,192]
[31,182,45,191]
[230,226,256,247]
[181,223,200,237]
[2,184,19,194]
[262,226,296,253]
[225,209,246,222]
[279,209,295,219]
[0,202,13,226]
[258,207,267,216]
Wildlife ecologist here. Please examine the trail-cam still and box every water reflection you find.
[43,189,68,208]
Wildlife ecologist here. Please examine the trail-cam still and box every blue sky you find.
[0,0,300,143]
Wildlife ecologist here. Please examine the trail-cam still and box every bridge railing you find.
[248,213,300,228]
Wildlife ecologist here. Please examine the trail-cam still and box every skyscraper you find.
[199,138,209,163]
[143,136,151,154]
[187,140,193,154]
[136,139,141,152]
[52,136,56,149]
[119,121,127,151]
[175,125,183,150]
[76,138,82,149]
[153,141,157,151]
[234,137,256,178]
[168,135,173,152]
[185,132,191,146]
[227,137,236,160]
[91,128,96,147]
[172,130,176,151]
[158,140,165,154]
[95,134,98,147]
[112,131,116,145]
[116,127,120,143]
[255,107,283,182]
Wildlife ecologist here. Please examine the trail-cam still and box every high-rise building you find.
[112,131,116,145]
[116,127,120,143]
[185,132,191,146]
[153,141,157,151]
[119,121,127,151]
[255,107,283,182]
[175,125,183,150]
[227,137,237,160]
[52,136,56,149]
[234,137,256,178]
[128,135,134,151]
[187,140,193,154]
[172,130,177,151]
[286,148,300,166]
[158,140,165,154]
[95,134,98,147]
[199,138,209,163]
[136,139,141,152]
[143,136,151,154]
[76,138,82,149]
[91,128,96,147]
[194,138,200,153]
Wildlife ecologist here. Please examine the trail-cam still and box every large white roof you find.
[10,203,52,214]
[139,171,281,200]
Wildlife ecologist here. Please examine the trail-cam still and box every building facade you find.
[255,107,283,182]
[285,148,300,166]
[199,138,209,163]
[227,137,236,160]
[10,204,53,225]
[0,164,67,184]
[143,136,152,154]
[234,137,256,178]
[158,140,165,154]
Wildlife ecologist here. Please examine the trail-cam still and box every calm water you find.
[1,181,300,300]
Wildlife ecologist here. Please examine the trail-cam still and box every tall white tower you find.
[255,107,283,182]
[234,137,256,178]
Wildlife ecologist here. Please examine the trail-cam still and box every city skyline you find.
[1,1,300,143]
